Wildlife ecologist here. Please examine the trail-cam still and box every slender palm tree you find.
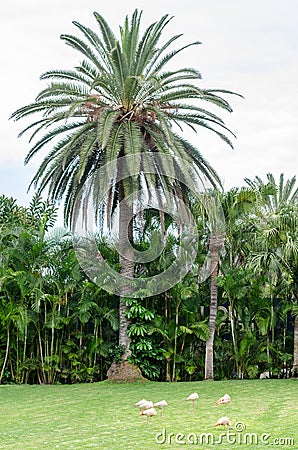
[246,173,298,376]
[293,309,298,376]
[245,173,298,211]
[11,10,238,372]
[204,232,223,380]
[194,187,256,379]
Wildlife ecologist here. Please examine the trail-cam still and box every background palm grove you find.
[1,10,297,385]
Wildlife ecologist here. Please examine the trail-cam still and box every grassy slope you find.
[0,379,297,449]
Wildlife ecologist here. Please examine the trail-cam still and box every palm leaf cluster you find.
[11,9,237,226]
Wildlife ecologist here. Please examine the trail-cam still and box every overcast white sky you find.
[1,0,297,207]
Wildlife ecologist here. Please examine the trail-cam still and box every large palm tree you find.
[11,10,237,373]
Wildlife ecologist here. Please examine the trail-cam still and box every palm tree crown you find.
[11,9,237,226]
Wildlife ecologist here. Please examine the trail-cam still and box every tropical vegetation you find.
[0,172,297,384]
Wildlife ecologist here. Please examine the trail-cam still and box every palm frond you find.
[60,34,104,73]
[41,69,93,84]
[97,109,120,149]
[93,12,116,52]
[148,41,202,76]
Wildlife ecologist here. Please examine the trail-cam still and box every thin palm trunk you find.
[204,266,218,380]
[165,358,171,382]
[205,233,221,380]
[270,293,275,358]
[229,302,240,377]
[172,301,180,382]
[292,315,298,376]
[49,312,56,384]
[0,328,10,384]
[21,321,28,384]
[164,293,171,382]
[38,328,46,384]
[16,335,19,383]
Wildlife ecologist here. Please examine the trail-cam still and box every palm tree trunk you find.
[205,233,222,380]
[118,295,132,359]
[292,314,298,376]
[165,358,171,382]
[21,321,28,384]
[0,328,10,384]
[38,328,46,384]
[118,179,134,360]
[172,301,180,381]
[229,302,240,377]
[205,266,218,380]
[164,292,171,381]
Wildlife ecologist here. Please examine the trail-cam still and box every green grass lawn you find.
[0,379,297,449]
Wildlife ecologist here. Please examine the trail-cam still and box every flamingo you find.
[214,416,231,427]
[134,399,147,407]
[135,400,154,411]
[140,407,157,422]
[153,400,168,417]
[215,393,231,415]
[215,394,231,406]
[186,392,199,413]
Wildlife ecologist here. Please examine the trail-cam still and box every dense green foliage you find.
[0,172,297,384]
